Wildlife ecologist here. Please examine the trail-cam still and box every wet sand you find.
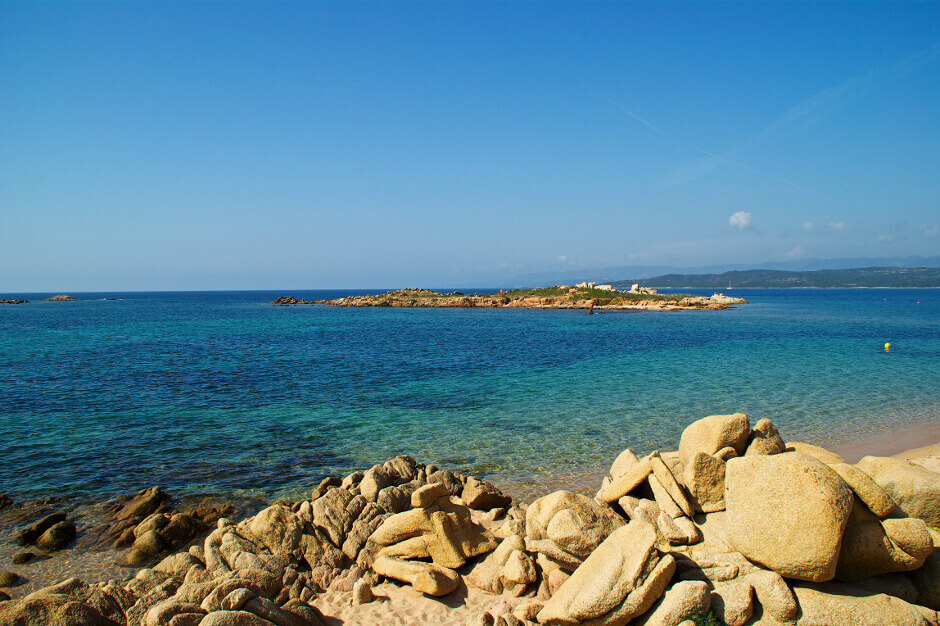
[832,419,940,463]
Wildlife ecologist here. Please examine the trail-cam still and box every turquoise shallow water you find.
[0,288,937,500]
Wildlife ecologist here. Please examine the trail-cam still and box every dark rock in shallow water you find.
[272,296,316,305]
[12,551,36,564]
[36,520,77,550]
[17,512,67,546]
[0,571,21,587]
[96,489,235,566]
[100,486,169,548]
[0,493,12,510]
[112,486,168,524]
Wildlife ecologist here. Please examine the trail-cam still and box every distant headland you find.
[273,284,747,311]
[617,266,940,290]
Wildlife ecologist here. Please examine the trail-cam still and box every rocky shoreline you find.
[274,287,748,311]
[0,415,937,625]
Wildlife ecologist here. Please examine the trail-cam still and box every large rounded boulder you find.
[678,413,751,467]
[725,452,853,582]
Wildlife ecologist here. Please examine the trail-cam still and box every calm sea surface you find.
[0,289,937,501]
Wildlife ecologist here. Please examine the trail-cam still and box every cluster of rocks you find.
[96,488,235,567]
[0,298,29,304]
[575,282,617,291]
[2,414,938,625]
[312,289,515,309]
[44,295,81,301]
[16,512,77,552]
[629,283,659,295]
[708,293,746,305]
[271,297,316,306]
[0,456,516,624]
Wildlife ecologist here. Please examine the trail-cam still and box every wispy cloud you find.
[829,221,849,231]
[802,222,816,232]
[614,102,803,190]
[921,224,940,237]
[785,245,807,259]
[622,41,940,189]
[730,211,753,230]
[557,255,568,262]
[614,104,665,136]
[756,41,940,142]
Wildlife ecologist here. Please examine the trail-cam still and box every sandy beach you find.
[833,421,940,463]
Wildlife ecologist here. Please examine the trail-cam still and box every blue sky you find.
[1,1,939,290]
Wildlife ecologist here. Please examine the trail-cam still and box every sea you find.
[0,288,937,503]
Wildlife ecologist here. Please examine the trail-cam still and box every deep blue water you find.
[0,289,937,500]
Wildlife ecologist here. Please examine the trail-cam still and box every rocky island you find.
[274,284,747,311]
[0,298,29,305]
[44,295,81,302]
[0,415,937,625]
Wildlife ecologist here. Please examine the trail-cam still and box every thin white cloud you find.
[829,222,849,231]
[785,245,807,259]
[557,255,568,262]
[645,41,940,189]
[729,211,753,230]
[615,104,803,190]
[757,41,940,142]
[920,224,940,237]
[802,222,816,232]
[614,104,665,136]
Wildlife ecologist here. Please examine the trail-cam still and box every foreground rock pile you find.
[1,415,938,625]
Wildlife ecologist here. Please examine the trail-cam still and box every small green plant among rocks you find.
[689,608,723,626]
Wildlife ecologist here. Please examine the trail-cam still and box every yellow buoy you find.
[884,342,891,351]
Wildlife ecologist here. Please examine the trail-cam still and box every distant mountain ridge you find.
[610,267,940,289]
[508,256,940,287]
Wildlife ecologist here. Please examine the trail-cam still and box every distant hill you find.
[610,267,940,289]
[507,256,940,288]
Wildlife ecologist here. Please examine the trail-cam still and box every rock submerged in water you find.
[35,520,78,551]
[95,487,234,566]
[271,296,316,305]
[0,419,937,626]
[16,512,77,552]
[12,551,36,565]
